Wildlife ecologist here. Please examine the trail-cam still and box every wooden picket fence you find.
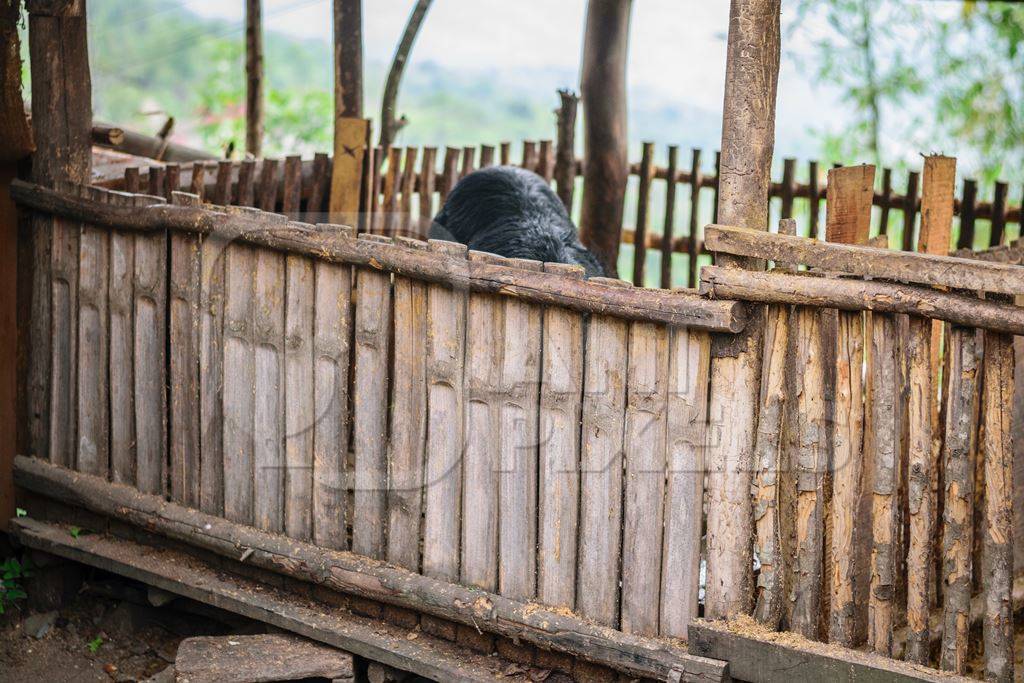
[14,150,1022,680]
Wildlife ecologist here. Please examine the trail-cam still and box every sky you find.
[178,0,849,156]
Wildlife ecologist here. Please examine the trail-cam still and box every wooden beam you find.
[13,456,729,682]
[704,223,1024,296]
[175,635,354,683]
[245,0,264,157]
[10,518,514,683]
[578,0,632,277]
[700,266,1024,335]
[688,619,972,683]
[704,0,781,620]
[11,180,746,332]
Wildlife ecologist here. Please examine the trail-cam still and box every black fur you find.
[430,165,604,277]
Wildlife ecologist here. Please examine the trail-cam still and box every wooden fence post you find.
[554,89,579,213]
[704,0,781,620]
[244,0,263,157]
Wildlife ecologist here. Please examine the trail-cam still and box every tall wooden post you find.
[329,0,369,226]
[703,0,781,619]
[2,0,35,532]
[578,0,632,278]
[245,0,264,157]
[334,0,362,118]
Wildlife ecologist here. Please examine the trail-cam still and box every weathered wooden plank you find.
[199,224,227,515]
[76,206,109,477]
[660,145,679,289]
[222,236,256,524]
[537,263,584,609]
[939,325,981,674]
[460,146,476,179]
[461,251,504,592]
[352,234,393,559]
[213,160,232,205]
[660,326,710,638]
[132,193,167,495]
[107,192,135,485]
[576,277,630,626]
[175,634,354,683]
[422,240,468,582]
[329,118,370,222]
[704,223,1024,296]
[398,148,418,236]
[169,192,202,507]
[479,144,495,169]
[311,224,354,550]
[257,158,280,213]
[237,159,256,207]
[981,328,1014,682]
[632,142,654,287]
[381,147,402,236]
[417,147,437,239]
[188,161,206,199]
[867,313,899,655]
[689,619,968,683]
[48,201,80,468]
[904,315,934,664]
[306,152,329,217]
[620,320,669,635]
[284,251,315,540]
[439,147,459,206]
[282,155,303,216]
[498,257,543,602]
[537,140,554,182]
[253,241,286,533]
[386,237,430,571]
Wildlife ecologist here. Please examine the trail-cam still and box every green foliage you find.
[69,526,83,539]
[1,557,32,614]
[87,636,104,653]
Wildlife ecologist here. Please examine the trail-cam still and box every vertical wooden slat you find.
[439,147,459,205]
[903,315,934,664]
[132,193,167,495]
[659,326,710,638]
[990,181,1008,247]
[222,227,256,524]
[213,160,232,205]
[164,164,181,200]
[237,159,256,208]
[808,160,820,238]
[687,148,703,289]
[825,165,874,647]
[867,313,899,655]
[957,179,977,251]
[576,277,630,627]
[981,327,1014,682]
[632,142,654,287]
[386,237,430,571]
[939,325,981,674]
[460,146,476,179]
[711,151,721,226]
[461,251,504,592]
[258,158,280,213]
[479,144,495,169]
[244,0,264,157]
[422,239,468,581]
[521,141,538,172]
[659,146,678,290]
[306,152,330,217]
[312,223,354,550]
[499,142,511,167]
[621,320,669,636]
[282,155,302,216]
[189,162,206,200]
[879,168,893,236]
[382,146,402,236]
[900,170,920,252]
[148,166,165,199]
[284,249,315,540]
[537,140,554,182]
[352,234,393,559]
[370,145,384,234]
[76,193,109,477]
[329,118,370,227]
[498,257,543,602]
[168,192,202,507]
[538,262,585,609]
[108,191,135,485]
[779,158,796,218]
[398,147,418,236]
[417,147,437,239]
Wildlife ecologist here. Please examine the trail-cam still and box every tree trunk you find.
[703,0,781,620]
[244,0,263,157]
[578,0,632,278]
[333,0,363,118]
[379,0,432,150]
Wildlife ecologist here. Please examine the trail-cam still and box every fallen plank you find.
[703,223,1024,296]
[10,517,507,683]
[688,618,971,683]
[13,455,728,682]
[175,634,354,683]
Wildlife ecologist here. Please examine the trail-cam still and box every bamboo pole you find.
[704,0,781,620]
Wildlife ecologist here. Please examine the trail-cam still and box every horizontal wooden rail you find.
[704,223,1024,296]
[13,456,727,682]
[700,266,1024,335]
[10,179,745,331]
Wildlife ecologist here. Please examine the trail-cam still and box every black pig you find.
[430,166,604,278]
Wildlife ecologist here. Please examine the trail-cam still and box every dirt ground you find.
[0,555,260,683]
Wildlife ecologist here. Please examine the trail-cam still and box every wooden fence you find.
[15,153,1022,680]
